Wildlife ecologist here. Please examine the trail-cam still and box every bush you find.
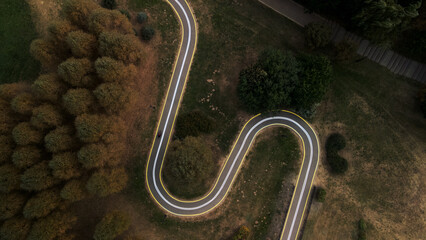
[45,126,76,153]
[20,161,60,191]
[23,189,61,219]
[137,12,148,23]
[11,93,38,115]
[326,133,348,174]
[12,122,43,146]
[0,193,26,220]
[62,0,100,28]
[0,217,32,240]
[32,73,68,102]
[175,110,215,138]
[88,8,133,36]
[316,187,326,202]
[27,211,77,240]
[304,23,331,50]
[78,143,108,169]
[0,164,21,193]
[60,179,88,202]
[0,135,14,164]
[98,31,143,64]
[93,83,130,114]
[102,0,117,9]
[12,146,42,169]
[141,26,155,41]
[58,57,96,87]
[95,57,137,83]
[335,40,358,61]
[66,30,97,58]
[232,225,250,240]
[62,88,96,116]
[75,114,111,143]
[86,167,128,197]
[30,104,63,130]
[358,218,367,240]
[93,211,130,240]
[49,152,82,180]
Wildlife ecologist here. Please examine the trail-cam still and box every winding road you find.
[145,0,320,239]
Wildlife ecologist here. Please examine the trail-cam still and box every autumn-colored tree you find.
[0,135,14,164]
[44,126,76,153]
[88,8,133,36]
[86,168,128,197]
[98,31,143,64]
[0,193,26,220]
[20,161,60,192]
[0,217,32,240]
[23,189,61,219]
[32,73,68,102]
[47,20,77,45]
[60,178,88,202]
[66,30,97,58]
[62,88,96,115]
[101,116,125,144]
[30,104,63,130]
[94,57,137,83]
[78,143,108,169]
[62,0,100,28]
[49,152,82,180]
[74,114,110,143]
[27,211,77,240]
[12,122,44,145]
[105,142,125,167]
[10,92,38,115]
[93,83,130,114]
[0,164,20,193]
[93,211,130,240]
[30,39,62,69]
[12,146,42,169]
[58,57,96,87]
[0,83,28,102]
[0,98,16,127]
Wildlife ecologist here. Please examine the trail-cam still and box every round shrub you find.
[316,187,326,202]
[137,12,148,23]
[102,0,117,9]
[141,26,155,41]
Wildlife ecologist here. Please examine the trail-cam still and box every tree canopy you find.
[93,211,130,240]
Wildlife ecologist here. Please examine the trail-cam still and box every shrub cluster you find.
[325,133,348,174]
[232,225,250,240]
[304,23,331,50]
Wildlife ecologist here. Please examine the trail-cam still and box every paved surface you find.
[260,0,426,83]
[145,1,320,239]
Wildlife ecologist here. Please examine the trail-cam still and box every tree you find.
[334,40,358,61]
[66,30,97,58]
[32,73,68,103]
[136,12,148,23]
[30,39,62,69]
[93,211,130,240]
[0,98,16,126]
[292,54,332,111]
[0,135,14,164]
[94,57,137,83]
[62,88,96,116]
[304,23,331,50]
[102,0,117,10]
[163,137,214,197]
[141,26,155,41]
[0,217,32,240]
[44,126,76,153]
[315,187,326,202]
[98,31,143,64]
[20,161,60,192]
[175,110,215,139]
[77,143,108,169]
[88,8,133,36]
[47,20,77,52]
[60,178,88,202]
[49,152,82,180]
[62,0,100,28]
[86,168,128,197]
[23,189,61,219]
[232,225,250,240]
[57,57,96,87]
[12,122,43,146]
[326,133,348,174]
[12,146,42,169]
[27,211,77,240]
[0,164,20,193]
[353,0,422,43]
[0,193,26,220]
[30,104,63,130]
[238,49,299,113]
[0,83,27,101]
[74,114,110,143]
[10,93,38,115]
[93,83,130,114]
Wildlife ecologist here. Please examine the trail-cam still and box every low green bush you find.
[119,9,131,20]
[316,187,326,202]
[141,26,155,41]
[358,218,367,240]
[137,12,148,23]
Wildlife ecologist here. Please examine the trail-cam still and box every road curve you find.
[145,0,320,239]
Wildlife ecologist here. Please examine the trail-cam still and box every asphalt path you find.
[145,1,320,239]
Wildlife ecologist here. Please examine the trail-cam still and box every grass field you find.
[0,0,39,84]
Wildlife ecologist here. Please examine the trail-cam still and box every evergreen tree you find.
[93,211,130,240]
[49,152,82,180]
[12,146,42,169]
[0,193,26,220]
[86,168,128,197]
[0,164,20,193]
[23,189,61,219]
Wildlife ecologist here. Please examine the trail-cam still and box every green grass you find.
[0,0,39,84]
[128,128,300,239]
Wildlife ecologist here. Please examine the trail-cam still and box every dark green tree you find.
[137,12,148,23]
[0,164,20,193]
[93,211,130,240]
[102,0,117,10]
[86,168,128,197]
[23,189,61,219]
[141,26,155,41]
[0,193,26,220]
[316,187,326,202]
